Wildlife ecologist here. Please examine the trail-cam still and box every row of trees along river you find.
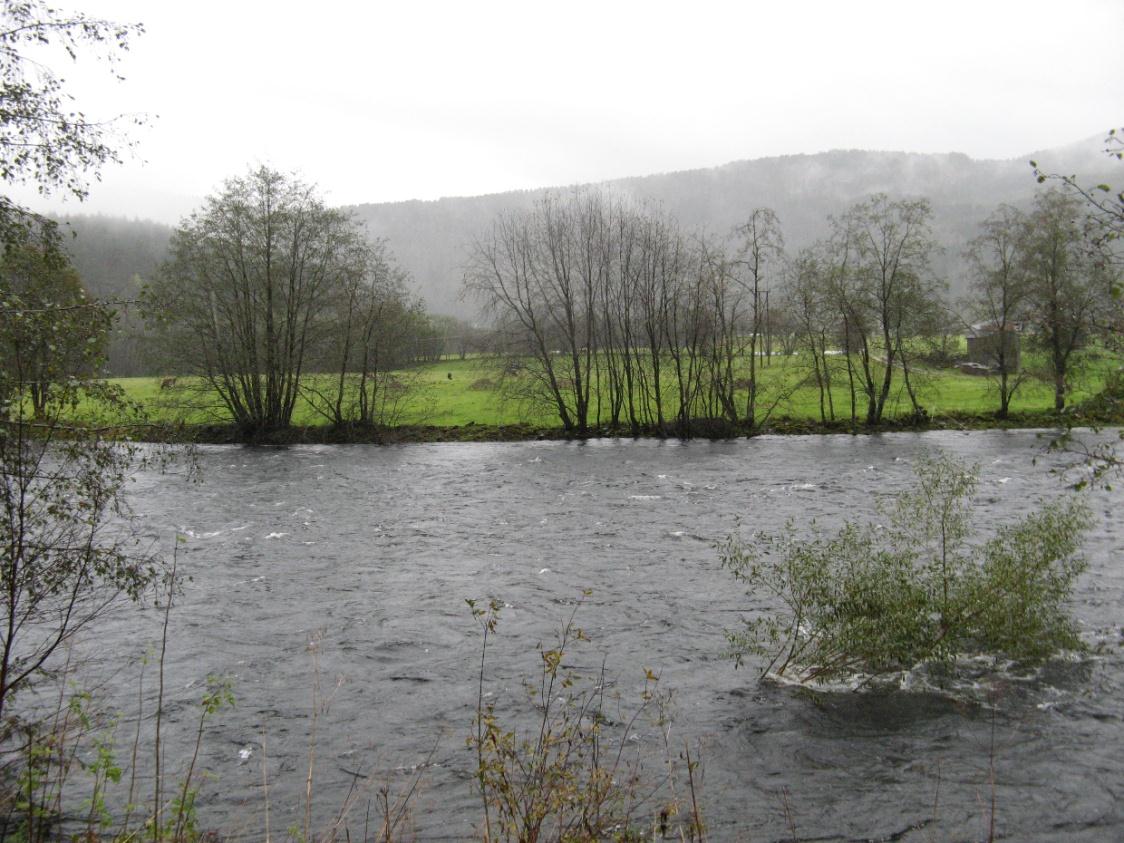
[3,164,1120,440]
[466,187,1119,435]
[125,161,1119,438]
[4,119,1118,439]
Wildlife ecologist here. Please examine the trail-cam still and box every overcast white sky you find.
[9,0,1123,224]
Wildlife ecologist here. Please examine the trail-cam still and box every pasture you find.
[95,346,1122,433]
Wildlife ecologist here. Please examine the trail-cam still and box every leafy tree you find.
[1033,129,1123,260]
[0,0,161,727]
[721,452,1090,686]
[0,384,160,723]
[149,167,393,435]
[428,314,490,360]
[1032,130,1124,483]
[0,0,143,394]
[0,243,106,416]
[1019,189,1109,411]
[0,0,142,242]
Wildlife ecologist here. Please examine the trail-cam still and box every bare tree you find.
[964,205,1030,418]
[466,190,618,434]
[826,195,939,425]
[784,248,838,423]
[302,238,422,427]
[698,239,741,425]
[732,209,785,427]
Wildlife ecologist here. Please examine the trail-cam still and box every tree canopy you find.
[721,452,1091,687]
[0,241,106,415]
[149,166,420,434]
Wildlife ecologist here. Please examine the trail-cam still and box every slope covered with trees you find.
[53,139,1119,379]
[351,139,1118,315]
[54,213,173,374]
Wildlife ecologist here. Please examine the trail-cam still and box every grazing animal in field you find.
[160,377,177,390]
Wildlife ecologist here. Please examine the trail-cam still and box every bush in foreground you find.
[720,451,1091,686]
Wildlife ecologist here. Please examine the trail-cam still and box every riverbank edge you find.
[91,404,1124,446]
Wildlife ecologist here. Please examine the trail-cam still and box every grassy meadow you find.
[89,345,1124,436]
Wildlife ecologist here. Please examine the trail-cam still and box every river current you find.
[80,430,1122,841]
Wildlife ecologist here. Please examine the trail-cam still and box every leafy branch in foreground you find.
[720,451,1091,687]
[0,0,145,201]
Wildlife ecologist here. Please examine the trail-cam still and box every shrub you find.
[720,451,1091,686]
[466,597,705,841]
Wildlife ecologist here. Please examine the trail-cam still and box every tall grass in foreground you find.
[0,577,706,842]
[0,555,233,843]
[468,596,705,841]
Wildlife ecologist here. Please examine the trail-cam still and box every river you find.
[79,429,1122,841]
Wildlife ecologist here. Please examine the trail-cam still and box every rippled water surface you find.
[86,430,1122,841]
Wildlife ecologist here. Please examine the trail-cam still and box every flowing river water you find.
[77,430,1122,841]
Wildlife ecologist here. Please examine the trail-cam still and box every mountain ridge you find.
[56,135,1118,322]
[344,136,1117,314]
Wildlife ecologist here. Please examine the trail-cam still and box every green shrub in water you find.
[720,451,1092,686]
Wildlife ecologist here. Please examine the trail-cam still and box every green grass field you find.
[95,346,1122,433]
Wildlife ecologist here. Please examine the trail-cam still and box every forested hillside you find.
[55,214,173,374]
[54,137,1116,374]
[348,137,1115,314]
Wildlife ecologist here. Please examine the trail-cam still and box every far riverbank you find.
[103,403,1124,446]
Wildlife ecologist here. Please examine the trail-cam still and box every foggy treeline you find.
[353,142,1118,313]
[465,190,939,435]
[55,214,171,376]
[55,140,1119,388]
[465,182,1117,434]
[55,216,485,378]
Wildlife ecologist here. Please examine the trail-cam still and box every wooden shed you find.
[966,323,1021,372]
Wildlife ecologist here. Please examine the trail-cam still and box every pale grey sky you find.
[10,0,1123,223]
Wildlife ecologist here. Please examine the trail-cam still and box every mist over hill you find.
[55,214,173,301]
[50,215,174,375]
[346,136,1116,315]
[55,136,1116,328]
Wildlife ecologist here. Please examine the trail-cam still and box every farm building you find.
[966,323,1021,372]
